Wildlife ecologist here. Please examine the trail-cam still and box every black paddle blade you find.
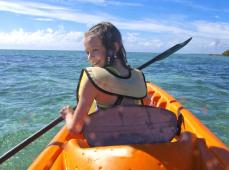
[137,37,192,70]
[83,105,178,146]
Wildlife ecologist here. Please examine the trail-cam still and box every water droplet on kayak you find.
[85,117,91,125]
[89,132,96,139]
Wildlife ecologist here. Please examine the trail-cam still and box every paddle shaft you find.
[0,117,63,164]
[0,37,192,164]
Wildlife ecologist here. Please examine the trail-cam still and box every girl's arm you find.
[60,77,96,135]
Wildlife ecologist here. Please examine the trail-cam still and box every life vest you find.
[84,67,147,98]
[76,67,147,113]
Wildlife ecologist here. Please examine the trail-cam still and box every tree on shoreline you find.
[223,50,229,56]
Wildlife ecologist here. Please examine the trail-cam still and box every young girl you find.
[60,22,147,135]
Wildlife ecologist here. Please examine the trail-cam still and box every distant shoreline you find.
[222,50,229,56]
[209,54,223,56]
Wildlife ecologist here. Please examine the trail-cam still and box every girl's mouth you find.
[92,62,99,66]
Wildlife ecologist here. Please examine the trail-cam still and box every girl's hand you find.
[59,105,74,119]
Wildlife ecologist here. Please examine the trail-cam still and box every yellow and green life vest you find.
[76,67,147,113]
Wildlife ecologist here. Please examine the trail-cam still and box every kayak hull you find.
[28,82,229,170]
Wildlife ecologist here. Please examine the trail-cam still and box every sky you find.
[0,0,229,53]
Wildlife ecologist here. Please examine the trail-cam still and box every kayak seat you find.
[83,105,179,147]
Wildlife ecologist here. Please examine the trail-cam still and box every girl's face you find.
[84,35,106,67]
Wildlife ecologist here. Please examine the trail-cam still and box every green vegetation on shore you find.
[222,50,229,56]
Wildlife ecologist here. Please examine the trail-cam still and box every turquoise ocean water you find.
[0,50,228,169]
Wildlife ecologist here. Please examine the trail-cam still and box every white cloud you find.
[193,37,228,54]
[58,0,142,6]
[125,32,139,43]
[105,1,143,6]
[35,17,55,21]
[193,21,229,39]
[124,32,164,52]
[0,28,84,50]
[0,0,109,24]
[77,0,106,3]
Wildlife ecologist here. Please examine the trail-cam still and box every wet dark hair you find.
[85,22,129,67]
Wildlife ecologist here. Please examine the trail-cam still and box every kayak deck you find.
[28,83,229,170]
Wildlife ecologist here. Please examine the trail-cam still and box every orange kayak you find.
[28,82,229,170]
